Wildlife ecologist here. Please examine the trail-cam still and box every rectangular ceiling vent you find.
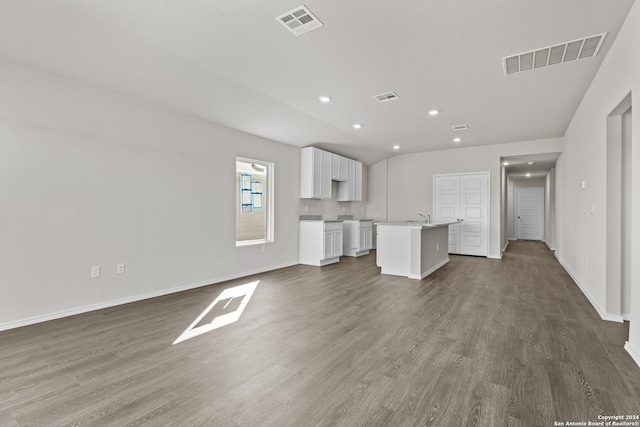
[452,124,469,131]
[276,5,323,36]
[503,33,607,76]
[373,91,401,103]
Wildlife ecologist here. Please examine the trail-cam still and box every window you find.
[236,157,274,246]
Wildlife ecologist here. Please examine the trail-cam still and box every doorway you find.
[516,187,544,240]
[606,93,632,321]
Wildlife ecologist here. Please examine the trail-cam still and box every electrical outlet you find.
[584,259,588,269]
[590,204,595,215]
[436,243,440,251]
[261,245,266,254]
[117,263,125,274]
[91,265,101,278]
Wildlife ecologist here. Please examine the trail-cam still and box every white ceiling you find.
[0,1,635,165]
[502,152,561,179]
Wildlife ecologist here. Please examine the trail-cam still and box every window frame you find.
[235,156,274,247]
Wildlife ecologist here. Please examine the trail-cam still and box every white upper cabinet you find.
[300,147,332,199]
[300,147,362,200]
[337,159,363,202]
[331,154,349,182]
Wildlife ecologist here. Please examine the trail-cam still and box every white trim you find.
[0,261,298,332]
[236,239,268,247]
[488,254,502,260]
[555,253,624,323]
[622,313,631,321]
[625,341,640,368]
[502,240,510,252]
[408,258,449,280]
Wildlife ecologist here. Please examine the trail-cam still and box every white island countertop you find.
[375,221,458,228]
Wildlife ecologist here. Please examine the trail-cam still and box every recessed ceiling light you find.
[428,109,440,116]
[318,95,331,103]
[528,161,535,165]
[352,123,362,129]
[393,145,400,150]
[526,173,531,177]
[453,137,462,143]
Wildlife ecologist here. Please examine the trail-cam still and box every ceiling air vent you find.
[452,124,469,131]
[503,33,607,76]
[276,5,323,36]
[373,91,401,103]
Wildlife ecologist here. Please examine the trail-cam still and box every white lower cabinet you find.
[342,220,373,257]
[299,221,343,266]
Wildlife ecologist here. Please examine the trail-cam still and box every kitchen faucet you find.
[418,213,431,223]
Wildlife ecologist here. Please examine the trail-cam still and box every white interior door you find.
[516,187,544,240]
[459,174,489,256]
[434,172,489,256]
[434,175,460,254]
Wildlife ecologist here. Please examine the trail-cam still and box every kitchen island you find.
[376,222,454,279]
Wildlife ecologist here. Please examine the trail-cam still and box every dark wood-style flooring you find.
[1,241,639,426]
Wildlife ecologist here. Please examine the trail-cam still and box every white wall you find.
[370,138,563,259]
[0,60,300,329]
[506,177,546,240]
[556,0,640,364]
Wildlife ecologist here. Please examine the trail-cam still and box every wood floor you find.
[1,241,639,426]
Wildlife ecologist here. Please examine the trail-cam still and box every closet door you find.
[434,172,489,256]
[434,175,461,254]
[459,174,488,256]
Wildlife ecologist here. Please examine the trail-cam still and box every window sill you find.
[236,239,272,247]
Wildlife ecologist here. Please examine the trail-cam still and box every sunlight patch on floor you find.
[172,280,259,345]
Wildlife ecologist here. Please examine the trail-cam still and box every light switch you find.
[580,180,586,189]
[590,204,595,215]
[91,265,101,278]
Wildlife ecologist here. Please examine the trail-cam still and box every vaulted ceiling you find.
[0,1,635,164]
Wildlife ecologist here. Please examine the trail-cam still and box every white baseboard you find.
[411,258,449,280]
[555,254,624,323]
[542,240,556,252]
[502,240,510,253]
[488,254,502,260]
[0,261,298,332]
[625,341,640,368]
[622,313,631,321]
